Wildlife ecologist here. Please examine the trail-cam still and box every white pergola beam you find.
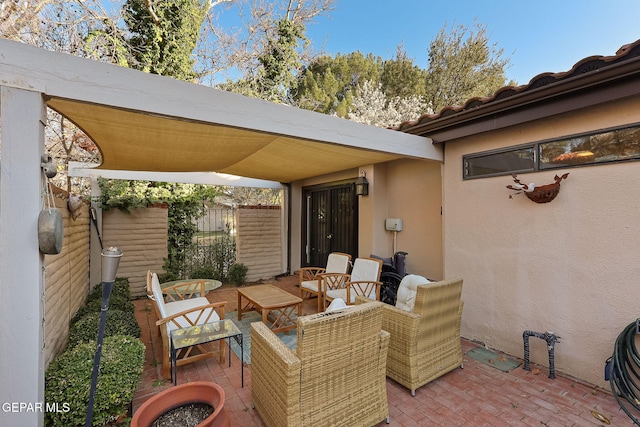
[69,162,286,188]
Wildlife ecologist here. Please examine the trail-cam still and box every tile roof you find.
[394,39,640,133]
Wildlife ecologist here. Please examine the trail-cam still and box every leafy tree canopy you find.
[218,17,309,103]
[292,51,383,116]
[292,21,511,124]
[122,0,208,80]
[381,45,429,100]
[425,20,511,113]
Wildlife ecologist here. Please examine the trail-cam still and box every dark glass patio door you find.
[302,183,358,267]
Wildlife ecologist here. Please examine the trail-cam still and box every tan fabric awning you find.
[48,98,402,183]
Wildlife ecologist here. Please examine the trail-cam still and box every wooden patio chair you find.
[148,272,227,379]
[323,257,383,310]
[298,252,352,312]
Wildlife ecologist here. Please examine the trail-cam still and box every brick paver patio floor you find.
[132,275,635,426]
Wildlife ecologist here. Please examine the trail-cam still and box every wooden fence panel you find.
[43,194,90,367]
[102,206,168,298]
[236,206,284,282]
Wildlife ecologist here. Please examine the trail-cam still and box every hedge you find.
[45,335,145,427]
[67,310,141,348]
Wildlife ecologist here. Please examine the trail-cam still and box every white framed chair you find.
[323,257,383,309]
[299,252,352,312]
[148,272,227,379]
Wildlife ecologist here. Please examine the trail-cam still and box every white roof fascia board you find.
[0,39,441,162]
[68,162,286,188]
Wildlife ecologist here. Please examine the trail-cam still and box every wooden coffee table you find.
[237,284,302,334]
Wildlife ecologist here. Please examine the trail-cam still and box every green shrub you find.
[71,278,135,325]
[158,270,179,283]
[88,278,131,301]
[191,266,217,279]
[45,335,145,427]
[207,236,236,278]
[67,310,141,348]
[70,295,134,325]
[227,262,248,286]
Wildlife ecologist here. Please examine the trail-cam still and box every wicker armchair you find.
[251,301,390,427]
[374,277,464,396]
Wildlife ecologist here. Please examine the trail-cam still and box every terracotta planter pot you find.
[131,381,229,427]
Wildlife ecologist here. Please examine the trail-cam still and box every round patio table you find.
[160,279,222,296]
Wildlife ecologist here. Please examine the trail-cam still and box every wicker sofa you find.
[373,277,464,396]
[250,301,390,427]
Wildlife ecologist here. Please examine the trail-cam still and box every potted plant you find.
[131,381,229,427]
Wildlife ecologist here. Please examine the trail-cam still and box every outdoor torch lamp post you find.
[85,247,123,427]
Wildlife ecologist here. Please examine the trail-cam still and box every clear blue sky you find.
[303,0,640,85]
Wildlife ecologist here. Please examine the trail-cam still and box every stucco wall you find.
[443,97,640,387]
[44,195,90,367]
[383,159,443,280]
[236,206,285,282]
[102,206,168,298]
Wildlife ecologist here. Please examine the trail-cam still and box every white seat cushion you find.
[165,306,220,331]
[326,288,349,303]
[163,297,210,317]
[326,253,350,274]
[300,279,321,292]
[151,273,167,318]
[395,274,431,312]
[350,258,380,282]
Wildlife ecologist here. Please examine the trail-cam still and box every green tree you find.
[122,0,208,81]
[208,0,335,87]
[258,18,307,102]
[220,17,308,103]
[293,51,383,116]
[381,45,428,99]
[425,21,512,113]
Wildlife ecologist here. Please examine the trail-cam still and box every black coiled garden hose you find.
[609,321,640,425]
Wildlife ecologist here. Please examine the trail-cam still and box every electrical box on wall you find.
[385,218,403,231]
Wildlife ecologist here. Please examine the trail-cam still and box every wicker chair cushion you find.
[395,274,431,312]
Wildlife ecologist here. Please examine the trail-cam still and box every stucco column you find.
[359,164,390,258]
[0,87,47,426]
